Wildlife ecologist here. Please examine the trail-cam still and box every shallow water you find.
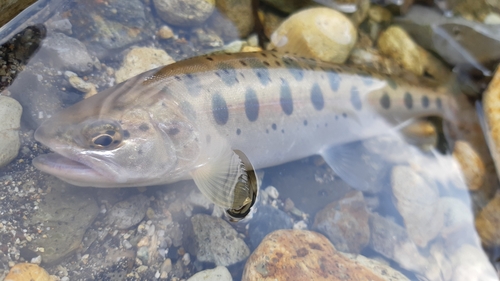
[0,0,499,280]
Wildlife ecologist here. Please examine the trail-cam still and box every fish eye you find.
[83,120,123,149]
[92,134,114,147]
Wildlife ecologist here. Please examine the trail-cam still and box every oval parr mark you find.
[272,123,277,130]
[212,93,229,125]
[350,86,362,111]
[311,83,324,111]
[216,63,238,86]
[283,57,304,81]
[422,96,430,108]
[280,80,293,115]
[436,97,442,109]
[248,58,271,86]
[404,92,413,109]
[185,73,203,96]
[304,120,308,126]
[327,70,341,91]
[380,92,390,109]
[244,88,259,122]
[236,128,241,135]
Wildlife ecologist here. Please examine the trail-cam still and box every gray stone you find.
[105,194,150,229]
[187,266,232,281]
[36,32,94,73]
[29,180,99,265]
[0,96,22,168]
[313,191,370,254]
[248,204,292,249]
[153,0,215,27]
[186,214,250,266]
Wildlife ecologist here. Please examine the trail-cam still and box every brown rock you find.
[5,263,51,281]
[378,26,424,76]
[313,191,370,254]
[115,47,175,83]
[0,0,36,27]
[215,0,254,38]
[158,25,174,39]
[452,140,485,191]
[268,7,357,63]
[475,193,500,247]
[243,229,389,281]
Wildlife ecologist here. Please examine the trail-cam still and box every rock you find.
[158,25,174,39]
[115,47,175,83]
[68,76,95,94]
[452,141,485,191]
[313,191,370,254]
[192,28,224,48]
[5,263,51,281]
[45,18,73,35]
[268,7,357,64]
[368,5,392,23]
[243,229,400,281]
[248,205,293,249]
[348,0,370,26]
[153,0,215,27]
[368,213,429,276]
[29,181,99,265]
[449,244,498,281]
[439,197,475,240]
[260,0,307,13]
[187,266,232,281]
[259,7,285,39]
[0,96,22,168]
[475,193,500,247]
[391,165,443,248]
[341,253,411,281]
[242,46,263,52]
[215,0,254,38]
[36,32,94,73]
[482,66,500,182]
[105,194,150,229]
[222,40,244,53]
[186,214,250,266]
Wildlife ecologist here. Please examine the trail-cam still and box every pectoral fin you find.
[190,148,258,221]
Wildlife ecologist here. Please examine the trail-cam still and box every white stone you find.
[0,96,22,168]
[187,266,232,281]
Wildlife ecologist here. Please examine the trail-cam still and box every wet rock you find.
[29,181,99,265]
[243,229,397,281]
[158,25,174,39]
[215,0,254,38]
[68,76,96,95]
[391,165,443,248]
[368,213,429,276]
[342,253,411,281]
[5,263,51,281]
[192,28,224,48]
[0,96,22,168]
[185,214,250,266]
[348,0,370,26]
[483,66,500,182]
[45,17,73,35]
[187,266,232,281]
[475,193,500,247]
[368,5,392,23]
[248,204,293,249]
[36,32,94,73]
[313,191,370,254]
[439,197,475,240]
[115,47,175,83]
[268,7,357,64]
[105,194,149,229]
[449,244,498,281]
[452,141,485,191]
[260,0,307,14]
[153,0,215,27]
[259,7,285,39]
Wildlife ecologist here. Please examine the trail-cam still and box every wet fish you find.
[33,51,456,219]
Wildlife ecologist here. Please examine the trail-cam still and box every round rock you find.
[115,47,175,83]
[105,194,150,229]
[268,7,357,64]
[0,96,22,168]
[153,0,215,27]
[187,266,232,281]
[5,263,51,281]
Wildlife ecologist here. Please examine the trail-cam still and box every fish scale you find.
[32,51,456,216]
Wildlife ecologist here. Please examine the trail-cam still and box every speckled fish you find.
[32,51,456,219]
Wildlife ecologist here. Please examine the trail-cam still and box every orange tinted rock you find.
[242,229,387,281]
[475,193,500,247]
[5,263,51,281]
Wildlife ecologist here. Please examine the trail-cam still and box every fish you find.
[32,51,457,219]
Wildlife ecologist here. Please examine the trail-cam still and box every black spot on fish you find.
[350,86,362,111]
[422,96,430,108]
[266,129,269,134]
[263,61,270,66]
[436,97,442,109]
[387,79,397,90]
[206,135,211,144]
[272,123,277,130]
[240,60,247,66]
[174,76,181,81]
[304,120,308,126]
[236,128,241,135]
[404,92,413,109]
[185,73,203,96]
[216,63,238,86]
[248,59,271,86]
[261,53,268,58]
[342,113,347,118]
[139,123,150,131]
[311,83,324,111]
[327,70,341,92]
[280,80,293,115]
[167,128,180,136]
[123,130,130,139]
[271,52,278,58]
[283,57,304,81]
[180,101,197,121]
[212,93,229,125]
[380,92,391,109]
[206,57,214,61]
[244,88,259,122]
[275,61,281,66]
[281,129,285,133]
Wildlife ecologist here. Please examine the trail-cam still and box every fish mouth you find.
[32,153,114,187]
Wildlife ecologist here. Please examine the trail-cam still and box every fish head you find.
[33,83,200,187]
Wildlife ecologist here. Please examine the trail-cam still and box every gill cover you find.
[190,148,258,222]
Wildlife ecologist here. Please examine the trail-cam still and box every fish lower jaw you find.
[32,153,117,187]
